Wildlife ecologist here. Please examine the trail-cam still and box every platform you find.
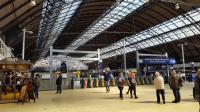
[0,83,198,112]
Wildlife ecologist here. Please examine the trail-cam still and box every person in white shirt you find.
[154,72,165,104]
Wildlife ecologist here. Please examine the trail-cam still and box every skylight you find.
[85,8,200,61]
[65,0,148,50]
[37,0,82,58]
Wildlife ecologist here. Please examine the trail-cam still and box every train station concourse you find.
[0,0,200,112]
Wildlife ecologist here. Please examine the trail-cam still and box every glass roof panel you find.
[37,0,82,58]
[66,0,148,50]
[85,8,200,61]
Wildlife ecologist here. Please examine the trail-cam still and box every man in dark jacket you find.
[195,70,200,112]
[4,74,10,95]
[169,70,183,103]
[33,74,40,98]
[56,73,62,94]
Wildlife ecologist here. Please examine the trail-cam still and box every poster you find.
[62,73,67,79]
[42,73,51,79]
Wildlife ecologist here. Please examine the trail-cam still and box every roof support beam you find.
[0,0,30,21]
[1,1,42,31]
[0,0,15,10]
[52,49,98,54]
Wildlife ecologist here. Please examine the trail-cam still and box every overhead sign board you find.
[143,58,176,65]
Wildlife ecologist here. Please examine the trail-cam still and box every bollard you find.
[83,79,87,88]
[101,79,105,87]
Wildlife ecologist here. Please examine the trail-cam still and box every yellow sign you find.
[76,71,80,78]
[19,85,27,100]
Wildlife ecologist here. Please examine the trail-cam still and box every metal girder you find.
[0,0,15,10]
[1,1,43,31]
[138,53,168,57]
[20,11,42,29]
[67,57,99,61]
[52,49,98,54]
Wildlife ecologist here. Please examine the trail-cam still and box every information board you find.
[143,58,176,65]
[41,73,51,79]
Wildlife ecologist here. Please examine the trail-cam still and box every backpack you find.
[178,76,183,87]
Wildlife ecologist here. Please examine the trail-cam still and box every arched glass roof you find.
[37,0,82,58]
[85,8,200,61]
[65,0,149,51]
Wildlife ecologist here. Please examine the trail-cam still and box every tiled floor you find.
[0,82,198,112]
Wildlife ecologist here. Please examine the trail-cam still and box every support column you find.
[181,44,186,76]
[97,49,100,62]
[165,52,170,77]
[136,51,139,76]
[123,39,127,77]
[22,29,26,60]
[49,46,53,89]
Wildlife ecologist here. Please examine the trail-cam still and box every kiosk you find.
[136,52,176,83]
[0,57,31,104]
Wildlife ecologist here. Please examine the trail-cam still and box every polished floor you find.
[0,82,198,112]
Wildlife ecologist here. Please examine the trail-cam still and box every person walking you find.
[127,70,138,99]
[4,74,10,95]
[126,77,131,94]
[154,72,165,104]
[194,69,200,112]
[169,69,183,103]
[56,73,62,94]
[33,74,40,98]
[103,67,111,93]
[116,72,125,99]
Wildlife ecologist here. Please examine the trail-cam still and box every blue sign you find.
[143,58,176,65]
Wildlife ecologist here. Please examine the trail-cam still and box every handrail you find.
[0,37,14,59]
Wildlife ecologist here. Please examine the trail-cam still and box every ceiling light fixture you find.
[30,0,36,7]
[175,3,180,10]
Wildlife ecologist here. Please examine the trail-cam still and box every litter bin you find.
[83,79,87,88]
[94,78,98,88]
[100,79,104,87]
[110,78,115,86]
[80,78,83,88]
[89,79,93,88]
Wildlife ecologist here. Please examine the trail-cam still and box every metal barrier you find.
[0,37,14,60]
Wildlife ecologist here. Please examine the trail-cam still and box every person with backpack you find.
[169,69,183,103]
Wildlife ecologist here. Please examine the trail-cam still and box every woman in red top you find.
[128,70,138,99]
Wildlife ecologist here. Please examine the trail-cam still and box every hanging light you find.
[30,0,36,7]
[175,3,180,10]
